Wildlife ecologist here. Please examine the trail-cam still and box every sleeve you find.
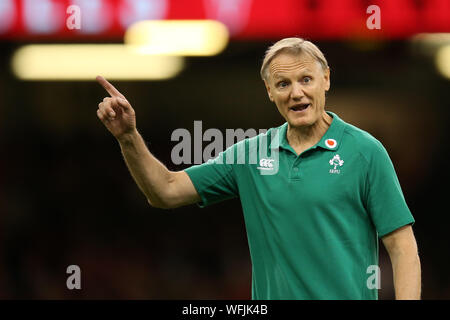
[184,145,239,208]
[365,140,415,238]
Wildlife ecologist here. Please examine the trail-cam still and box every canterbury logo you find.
[258,158,275,170]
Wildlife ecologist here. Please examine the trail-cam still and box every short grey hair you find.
[260,37,329,81]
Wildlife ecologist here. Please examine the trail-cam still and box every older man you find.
[96,37,421,300]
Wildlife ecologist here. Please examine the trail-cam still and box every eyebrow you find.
[273,70,313,80]
[273,74,285,80]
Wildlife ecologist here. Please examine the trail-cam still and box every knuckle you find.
[98,111,107,120]
[108,98,116,107]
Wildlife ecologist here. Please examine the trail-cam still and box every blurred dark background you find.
[1,0,450,300]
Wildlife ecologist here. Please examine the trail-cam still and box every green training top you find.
[184,111,415,300]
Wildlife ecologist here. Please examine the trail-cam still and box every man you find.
[96,37,421,300]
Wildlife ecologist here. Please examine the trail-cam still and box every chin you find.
[287,114,315,128]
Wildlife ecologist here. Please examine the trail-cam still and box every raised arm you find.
[96,76,200,209]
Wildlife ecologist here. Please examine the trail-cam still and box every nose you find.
[290,82,305,101]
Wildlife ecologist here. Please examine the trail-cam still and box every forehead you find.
[269,52,321,79]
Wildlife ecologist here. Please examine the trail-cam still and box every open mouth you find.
[290,103,310,112]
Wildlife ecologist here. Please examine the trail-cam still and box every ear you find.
[264,79,274,102]
[324,67,331,92]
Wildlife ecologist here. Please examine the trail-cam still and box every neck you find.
[287,111,333,152]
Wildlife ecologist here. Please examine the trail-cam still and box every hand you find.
[96,75,137,140]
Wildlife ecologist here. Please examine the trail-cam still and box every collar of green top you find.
[277,111,346,153]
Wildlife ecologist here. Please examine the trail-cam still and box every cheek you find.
[273,91,289,102]
[308,85,325,100]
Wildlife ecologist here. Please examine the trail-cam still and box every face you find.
[264,52,330,128]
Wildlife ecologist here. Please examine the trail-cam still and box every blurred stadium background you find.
[0,0,449,299]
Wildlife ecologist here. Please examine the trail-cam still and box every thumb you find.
[116,97,131,110]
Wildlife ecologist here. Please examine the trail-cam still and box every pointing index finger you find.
[96,75,125,99]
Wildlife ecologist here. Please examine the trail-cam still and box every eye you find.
[277,81,288,88]
[303,76,312,84]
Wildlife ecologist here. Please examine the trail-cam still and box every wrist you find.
[117,128,140,145]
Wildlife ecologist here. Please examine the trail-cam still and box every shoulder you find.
[230,124,283,153]
[341,121,388,163]
[214,126,279,166]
